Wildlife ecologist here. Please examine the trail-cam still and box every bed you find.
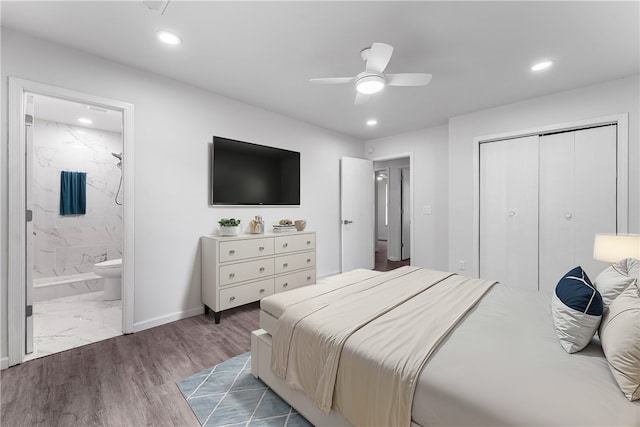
[250,266,640,426]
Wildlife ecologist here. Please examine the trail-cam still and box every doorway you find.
[373,157,411,271]
[25,94,124,360]
[7,78,135,367]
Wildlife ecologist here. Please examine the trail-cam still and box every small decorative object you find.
[250,215,264,234]
[273,219,296,233]
[218,218,241,236]
[294,219,307,231]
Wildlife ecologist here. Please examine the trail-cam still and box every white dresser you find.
[201,231,316,323]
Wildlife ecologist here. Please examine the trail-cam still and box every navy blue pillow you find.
[552,266,604,353]
[555,266,603,316]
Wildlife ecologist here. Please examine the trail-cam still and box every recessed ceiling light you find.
[367,119,378,126]
[157,30,182,46]
[77,117,93,125]
[531,60,554,72]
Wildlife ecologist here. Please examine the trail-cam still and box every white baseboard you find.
[132,306,204,333]
[1,356,9,370]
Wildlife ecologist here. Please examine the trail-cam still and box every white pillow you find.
[594,258,640,308]
[599,280,640,401]
[551,266,603,354]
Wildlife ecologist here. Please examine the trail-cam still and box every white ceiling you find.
[2,1,639,140]
[31,94,123,133]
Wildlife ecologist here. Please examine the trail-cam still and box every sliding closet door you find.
[480,136,539,289]
[538,126,617,293]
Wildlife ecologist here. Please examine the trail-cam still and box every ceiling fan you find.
[310,42,432,105]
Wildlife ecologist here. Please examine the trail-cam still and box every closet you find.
[479,125,617,292]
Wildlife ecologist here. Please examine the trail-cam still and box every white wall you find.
[1,29,363,361]
[365,125,449,270]
[448,75,640,274]
[375,173,388,241]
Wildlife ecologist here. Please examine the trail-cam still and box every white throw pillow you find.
[594,258,640,308]
[599,281,640,401]
[551,266,603,354]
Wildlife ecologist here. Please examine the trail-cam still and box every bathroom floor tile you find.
[24,291,122,362]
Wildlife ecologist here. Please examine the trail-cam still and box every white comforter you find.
[270,266,496,426]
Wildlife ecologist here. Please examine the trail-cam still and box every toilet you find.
[93,258,122,301]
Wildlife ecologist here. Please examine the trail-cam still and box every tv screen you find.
[211,137,300,205]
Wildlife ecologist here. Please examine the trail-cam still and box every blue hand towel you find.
[60,171,87,215]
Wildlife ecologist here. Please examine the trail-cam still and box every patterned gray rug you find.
[176,352,312,427]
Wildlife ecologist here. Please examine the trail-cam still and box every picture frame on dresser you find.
[201,231,316,323]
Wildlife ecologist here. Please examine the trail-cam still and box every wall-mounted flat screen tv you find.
[211,136,300,205]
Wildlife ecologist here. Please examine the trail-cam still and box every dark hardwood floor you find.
[374,240,411,272]
[1,302,260,427]
[2,250,406,426]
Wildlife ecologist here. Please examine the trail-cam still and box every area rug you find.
[176,352,312,427]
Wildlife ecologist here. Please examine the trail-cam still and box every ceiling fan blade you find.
[354,92,371,105]
[386,73,432,86]
[309,77,354,85]
[366,43,394,73]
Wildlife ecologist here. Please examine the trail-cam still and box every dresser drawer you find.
[274,233,316,254]
[219,238,274,263]
[220,259,275,286]
[275,252,316,274]
[219,279,274,310]
[275,269,316,292]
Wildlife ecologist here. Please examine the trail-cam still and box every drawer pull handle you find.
[259,288,265,293]
[229,296,236,301]
[307,276,311,281]
[307,258,311,263]
[283,263,288,268]
[229,250,235,255]
[229,273,235,278]
[283,283,288,288]
[259,246,265,251]
[283,243,288,248]
[259,267,265,272]
[307,241,311,245]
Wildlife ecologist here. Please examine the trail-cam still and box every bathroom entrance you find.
[7,78,135,367]
[26,94,124,360]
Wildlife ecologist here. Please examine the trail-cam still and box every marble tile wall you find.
[32,119,123,280]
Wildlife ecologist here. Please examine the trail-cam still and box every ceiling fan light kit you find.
[356,74,385,94]
[310,42,432,104]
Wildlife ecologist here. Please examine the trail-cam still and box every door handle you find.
[342,220,353,225]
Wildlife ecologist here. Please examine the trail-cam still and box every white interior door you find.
[25,94,34,354]
[539,126,617,292]
[341,156,374,272]
[573,125,617,278]
[480,136,539,289]
[401,167,410,260]
[539,132,575,292]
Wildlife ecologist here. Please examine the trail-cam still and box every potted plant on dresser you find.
[218,218,241,236]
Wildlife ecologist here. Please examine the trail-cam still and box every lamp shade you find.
[593,233,640,263]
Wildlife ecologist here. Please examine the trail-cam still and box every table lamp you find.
[593,233,640,263]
